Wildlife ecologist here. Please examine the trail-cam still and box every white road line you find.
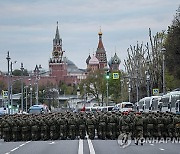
[10,147,19,152]
[78,139,83,154]
[150,144,154,146]
[49,141,55,144]
[87,138,95,154]
[159,148,165,150]
[4,141,31,154]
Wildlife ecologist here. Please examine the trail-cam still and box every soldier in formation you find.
[0,110,180,143]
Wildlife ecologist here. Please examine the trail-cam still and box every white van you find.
[115,102,133,112]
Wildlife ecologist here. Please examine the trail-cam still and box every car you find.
[28,104,50,114]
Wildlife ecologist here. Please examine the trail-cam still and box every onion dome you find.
[109,53,121,66]
[89,54,99,65]
[112,53,121,64]
[86,54,91,64]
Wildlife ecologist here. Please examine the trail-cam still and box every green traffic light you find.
[106,75,110,79]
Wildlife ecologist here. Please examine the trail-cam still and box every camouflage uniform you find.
[30,116,40,141]
[86,115,96,140]
[157,113,165,138]
[0,117,3,139]
[146,113,156,138]
[98,113,107,139]
[58,115,68,140]
[78,113,86,139]
[49,116,59,140]
[174,115,180,138]
[68,115,77,139]
[119,113,132,142]
[2,118,12,142]
[40,116,49,140]
[106,112,117,139]
[134,114,144,145]
[21,118,31,141]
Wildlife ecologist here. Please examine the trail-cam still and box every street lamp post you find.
[10,61,17,114]
[6,51,11,114]
[161,47,166,94]
[20,63,24,112]
[120,79,123,103]
[24,86,28,112]
[127,78,131,102]
[105,70,110,106]
[136,69,139,103]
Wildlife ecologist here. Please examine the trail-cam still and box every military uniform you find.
[86,115,96,139]
[134,114,143,145]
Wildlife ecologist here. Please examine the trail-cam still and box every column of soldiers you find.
[0,111,180,143]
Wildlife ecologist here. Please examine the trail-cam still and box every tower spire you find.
[55,21,60,40]
[97,27,104,50]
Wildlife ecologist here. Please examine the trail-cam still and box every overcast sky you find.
[0,0,179,72]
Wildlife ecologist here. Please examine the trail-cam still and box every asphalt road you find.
[0,138,180,154]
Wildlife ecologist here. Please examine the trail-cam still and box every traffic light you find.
[106,71,110,79]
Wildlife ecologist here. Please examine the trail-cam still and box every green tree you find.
[164,6,180,88]
[13,69,29,76]
[0,80,6,93]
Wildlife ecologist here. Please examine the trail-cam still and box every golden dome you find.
[98,27,103,35]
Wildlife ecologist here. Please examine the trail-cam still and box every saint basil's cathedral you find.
[46,22,121,85]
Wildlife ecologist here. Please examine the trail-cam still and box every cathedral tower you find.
[95,28,107,69]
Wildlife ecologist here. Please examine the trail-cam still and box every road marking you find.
[87,138,95,154]
[159,148,165,150]
[11,147,19,152]
[150,144,154,146]
[78,139,83,154]
[4,141,31,154]
[49,141,55,144]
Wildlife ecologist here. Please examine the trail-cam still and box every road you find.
[0,138,180,154]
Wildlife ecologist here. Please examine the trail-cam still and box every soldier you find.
[134,113,144,145]
[119,112,132,143]
[86,114,96,140]
[98,113,107,139]
[146,113,156,138]
[0,117,2,139]
[78,113,86,139]
[2,116,12,142]
[30,115,40,141]
[156,112,165,139]
[40,115,49,140]
[68,114,77,139]
[174,114,180,138]
[21,116,31,141]
[49,115,59,140]
[58,114,68,140]
[106,112,117,139]
[11,117,19,141]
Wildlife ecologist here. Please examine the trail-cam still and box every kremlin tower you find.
[49,22,67,81]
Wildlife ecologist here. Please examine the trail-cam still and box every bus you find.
[137,96,162,112]
[160,91,180,113]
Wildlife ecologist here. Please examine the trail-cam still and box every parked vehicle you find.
[28,104,50,114]
[114,102,133,112]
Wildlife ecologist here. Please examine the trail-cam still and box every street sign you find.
[113,73,119,79]
[153,88,159,95]
[2,90,8,98]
